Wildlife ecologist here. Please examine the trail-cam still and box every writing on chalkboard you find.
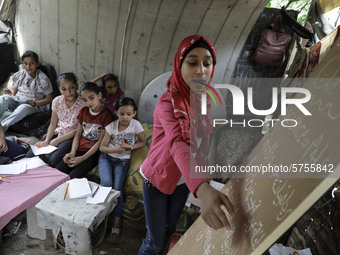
[244,172,265,250]
[272,179,295,221]
[263,139,278,165]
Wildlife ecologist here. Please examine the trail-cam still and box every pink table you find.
[0,165,69,230]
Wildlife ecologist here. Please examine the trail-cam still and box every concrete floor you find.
[0,212,146,255]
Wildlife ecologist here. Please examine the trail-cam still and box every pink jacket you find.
[141,91,208,195]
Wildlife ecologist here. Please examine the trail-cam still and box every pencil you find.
[92,186,100,198]
[36,141,44,146]
[63,182,69,200]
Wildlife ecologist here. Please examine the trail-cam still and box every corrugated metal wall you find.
[15,0,268,102]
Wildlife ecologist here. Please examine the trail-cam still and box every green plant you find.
[266,0,312,25]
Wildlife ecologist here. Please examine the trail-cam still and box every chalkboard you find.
[168,32,340,255]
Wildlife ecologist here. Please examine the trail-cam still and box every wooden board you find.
[169,35,340,255]
[169,177,338,255]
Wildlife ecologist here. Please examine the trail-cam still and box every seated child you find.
[91,73,123,114]
[26,73,85,167]
[0,123,27,164]
[56,82,114,178]
[99,97,146,237]
[0,50,53,131]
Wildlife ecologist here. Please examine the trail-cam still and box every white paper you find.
[185,192,201,208]
[86,186,111,204]
[185,180,225,208]
[0,157,47,174]
[68,178,92,199]
[25,157,47,169]
[8,94,28,104]
[30,144,58,155]
[12,156,47,170]
[209,180,224,191]
[0,163,27,175]
[269,243,312,255]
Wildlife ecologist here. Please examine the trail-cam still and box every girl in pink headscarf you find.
[139,35,234,255]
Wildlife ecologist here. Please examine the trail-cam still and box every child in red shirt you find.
[56,82,114,178]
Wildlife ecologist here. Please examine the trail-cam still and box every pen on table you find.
[63,182,69,200]
[0,176,10,179]
[0,178,10,183]
[92,186,100,198]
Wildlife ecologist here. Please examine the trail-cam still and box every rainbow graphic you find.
[199,83,223,106]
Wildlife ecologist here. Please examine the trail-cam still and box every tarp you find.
[0,0,16,24]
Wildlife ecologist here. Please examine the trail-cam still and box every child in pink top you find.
[139,35,234,255]
[26,73,85,167]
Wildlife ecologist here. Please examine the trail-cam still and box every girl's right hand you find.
[63,152,75,163]
[114,145,125,154]
[196,182,235,230]
[0,139,8,153]
[35,141,48,147]
[100,72,110,78]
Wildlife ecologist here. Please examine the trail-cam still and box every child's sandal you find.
[3,220,22,237]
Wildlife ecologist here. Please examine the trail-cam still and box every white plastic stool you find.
[36,181,120,255]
